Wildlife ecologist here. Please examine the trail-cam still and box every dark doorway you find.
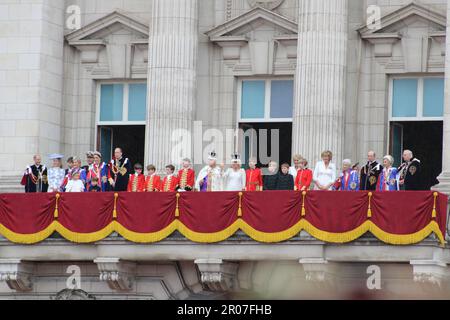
[239,122,292,169]
[97,125,145,167]
[390,121,443,190]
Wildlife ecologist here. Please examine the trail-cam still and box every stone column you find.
[435,1,450,195]
[145,0,198,171]
[292,0,348,166]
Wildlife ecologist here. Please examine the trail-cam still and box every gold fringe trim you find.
[177,220,241,243]
[0,220,445,246]
[115,221,178,243]
[0,221,58,244]
[55,223,115,244]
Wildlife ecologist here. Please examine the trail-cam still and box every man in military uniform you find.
[360,151,382,191]
[398,150,422,190]
[21,154,49,193]
[108,147,132,192]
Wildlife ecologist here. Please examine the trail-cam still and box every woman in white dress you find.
[313,150,336,191]
[223,154,246,192]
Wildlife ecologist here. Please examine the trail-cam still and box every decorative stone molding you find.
[275,34,298,59]
[410,260,450,288]
[361,33,401,58]
[299,258,337,288]
[212,36,248,60]
[53,289,96,300]
[248,0,285,10]
[68,40,106,63]
[195,259,239,292]
[94,258,136,292]
[0,259,35,292]
[430,31,446,56]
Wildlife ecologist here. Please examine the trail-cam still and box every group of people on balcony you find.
[21,147,423,194]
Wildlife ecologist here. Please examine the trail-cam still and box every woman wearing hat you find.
[223,154,246,192]
[376,155,399,192]
[47,154,65,193]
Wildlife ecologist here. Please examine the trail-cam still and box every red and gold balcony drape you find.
[0,191,447,245]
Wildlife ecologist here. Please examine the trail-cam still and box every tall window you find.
[390,77,444,121]
[238,78,294,122]
[96,81,147,165]
[238,78,294,167]
[97,82,147,124]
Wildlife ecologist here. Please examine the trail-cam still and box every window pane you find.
[423,78,444,117]
[270,80,293,118]
[100,84,123,121]
[128,83,147,121]
[241,80,265,119]
[392,79,417,118]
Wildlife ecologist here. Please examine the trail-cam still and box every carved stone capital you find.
[410,260,450,289]
[299,258,337,288]
[195,259,239,292]
[0,259,35,292]
[94,258,136,291]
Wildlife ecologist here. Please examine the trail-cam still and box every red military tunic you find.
[245,168,263,191]
[127,173,145,192]
[145,174,161,192]
[295,169,313,191]
[177,168,195,191]
[161,175,179,192]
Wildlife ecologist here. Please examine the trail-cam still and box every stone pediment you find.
[358,2,446,37]
[206,6,297,41]
[66,10,149,43]
[65,10,149,77]
[206,7,298,64]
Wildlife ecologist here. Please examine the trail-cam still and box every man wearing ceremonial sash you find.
[376,155,399,192]
[245,157,263,191]
[360,151,382,191]
[177,158,195,192]
[161,165,179,192]
[195,151,224,192]
[22,154,48,193]
[334,159,360,191]
[398,150,422,191]
[108,147,132,192]
[127,163,145,192]
[145,165,161,192]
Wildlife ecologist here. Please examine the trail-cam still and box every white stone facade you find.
[1,0,450,299]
